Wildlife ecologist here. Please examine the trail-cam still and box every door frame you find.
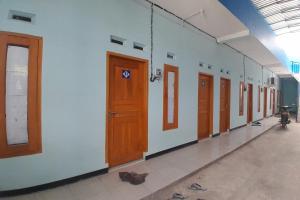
[198,73,214,139]
[247,83,253,123]
[105,51,148,165]
[272,89,276,115]
[219,77,231,133]
[263,87,267,118]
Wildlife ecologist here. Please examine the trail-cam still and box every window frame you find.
[163,64,179,131]
[239,82,244,116]
[0,32,42,158]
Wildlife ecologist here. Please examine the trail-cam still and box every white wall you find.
[0,0,279,191]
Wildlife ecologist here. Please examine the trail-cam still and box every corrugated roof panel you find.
[251,0,300,35]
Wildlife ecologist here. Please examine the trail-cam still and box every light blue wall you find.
[0,0,279,190]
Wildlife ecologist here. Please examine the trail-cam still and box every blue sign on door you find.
[122,70,131,79]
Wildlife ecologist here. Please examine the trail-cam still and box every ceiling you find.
[226,35,291,75]
[227,36,279,65]
[251,0,300,35]
[149,0,248,38]
[143,0,292,75]
[264,63,293,75]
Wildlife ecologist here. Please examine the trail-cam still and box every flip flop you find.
[188,183,207,191]
[170,193,188,199]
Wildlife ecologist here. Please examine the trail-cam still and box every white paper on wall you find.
[6,46,29,145]
[168,72,175,124]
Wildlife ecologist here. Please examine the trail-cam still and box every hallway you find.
[145,121,300,200]
[1,117,278,200]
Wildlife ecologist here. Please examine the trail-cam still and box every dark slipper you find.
[128,172,148,185]
[119,172,148,185]
[188,183,207,191]
[170,193,188,199]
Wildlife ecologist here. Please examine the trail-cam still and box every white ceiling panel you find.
[150,0,204,19]
[265,63,292,75]
[141,0,292,76]
[150,0,248,38]
[227,36,291,75]
[227,36,279,65]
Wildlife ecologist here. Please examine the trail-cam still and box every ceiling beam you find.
[217,30,250,43]
[258,0,297,10]
[265,6,300,18]
[269,15,300,25]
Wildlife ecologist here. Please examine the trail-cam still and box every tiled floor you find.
[3,117,278,200]
[144,119,300,200]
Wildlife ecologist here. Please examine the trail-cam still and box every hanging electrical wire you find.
[150,3,156,82]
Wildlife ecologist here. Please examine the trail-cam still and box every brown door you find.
[198,74,213,139]
[272,89,276,114]
[247,84,253,123]
[264,87,267,118]
[220,78,230,133]
[107,52,148,167]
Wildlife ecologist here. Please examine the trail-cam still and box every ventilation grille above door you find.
[167,52,175,60]
[133,42,145,51]
[8,10,36,23]
[110,35,126,46]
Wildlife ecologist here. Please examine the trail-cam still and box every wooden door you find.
[277,90,281,108]
[107,52,148,167]
[264,87,267,118]
[247,84,253,123]
[198,74,213,139]
[220,78,230,133]
[272,89,276,115]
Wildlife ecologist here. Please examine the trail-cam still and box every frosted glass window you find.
[5,46,29,145]
[168,72,175,123]
[163,64,178,131]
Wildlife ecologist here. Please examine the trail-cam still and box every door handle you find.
[108,112,117,117]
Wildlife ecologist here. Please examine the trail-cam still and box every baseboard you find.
[255,118,264,122]
[145,140,198,160]
[0,168,109,197]
[212,133,220,137]
[230,124,247,131]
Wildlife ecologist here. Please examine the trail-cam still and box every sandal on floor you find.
[188,183,207,191]
[170,193,188,199]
